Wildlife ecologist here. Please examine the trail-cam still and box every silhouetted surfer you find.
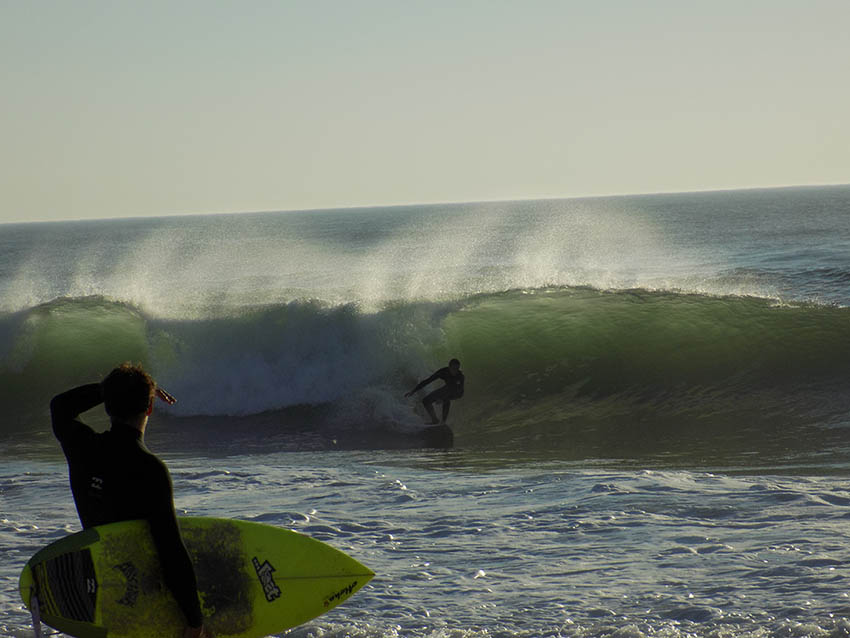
[405,358,465,424]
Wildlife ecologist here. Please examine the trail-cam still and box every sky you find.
[1,0,849,223]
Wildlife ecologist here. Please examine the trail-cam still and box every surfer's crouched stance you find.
[405,358,465,424]
[51,363,207,638]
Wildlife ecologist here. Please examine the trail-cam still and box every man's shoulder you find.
[140,446,170,471]
[122,441,171,478]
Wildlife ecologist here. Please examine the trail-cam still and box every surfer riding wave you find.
[405,359,465,425]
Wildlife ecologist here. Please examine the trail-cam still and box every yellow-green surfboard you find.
[19,517,374,638]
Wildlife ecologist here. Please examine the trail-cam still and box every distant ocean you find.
[2,185,850,637]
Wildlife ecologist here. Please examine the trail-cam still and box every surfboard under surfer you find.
[405,358,465,425]
[51,363,208,638]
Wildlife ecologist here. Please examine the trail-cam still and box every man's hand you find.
[404,390,414,398]
[156,387,177,406]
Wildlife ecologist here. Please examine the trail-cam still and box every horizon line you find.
[3,181,848,227]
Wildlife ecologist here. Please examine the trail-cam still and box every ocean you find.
[1,185,850,637]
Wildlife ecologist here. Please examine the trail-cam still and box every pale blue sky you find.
[2,0,848,223]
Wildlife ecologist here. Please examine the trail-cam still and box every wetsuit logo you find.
[252,557,281,602]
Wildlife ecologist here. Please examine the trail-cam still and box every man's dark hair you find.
[449,358,461,367]
[102,363,156,419]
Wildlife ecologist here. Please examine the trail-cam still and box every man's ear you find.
[146,400,154,416]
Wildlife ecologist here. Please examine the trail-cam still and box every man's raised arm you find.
[50,383,103,442]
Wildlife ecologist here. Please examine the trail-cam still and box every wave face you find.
[0,294,441,422]
[4,287,850,461]
[447,288,850,460]
[3,186,850,461]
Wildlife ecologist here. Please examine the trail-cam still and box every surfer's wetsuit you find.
[51,384,204,628]
[413,367,465,399]
[411,367,465,422]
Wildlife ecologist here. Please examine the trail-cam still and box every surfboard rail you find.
[20,517,374,638]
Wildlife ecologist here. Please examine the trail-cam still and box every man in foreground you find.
[405,358,465,424]
[51,363,206,638]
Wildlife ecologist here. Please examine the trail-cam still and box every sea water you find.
[2,185,850,637]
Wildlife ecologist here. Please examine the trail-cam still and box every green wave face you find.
[4,288,850,462]
[440,288,850,456]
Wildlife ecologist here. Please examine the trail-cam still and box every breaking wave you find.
[3,286,849,459]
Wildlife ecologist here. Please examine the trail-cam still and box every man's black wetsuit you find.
[51,384,203,628]
[413,366,465,401]
[413,366,465,423]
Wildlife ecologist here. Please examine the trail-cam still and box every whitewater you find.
[2,185,850,637]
